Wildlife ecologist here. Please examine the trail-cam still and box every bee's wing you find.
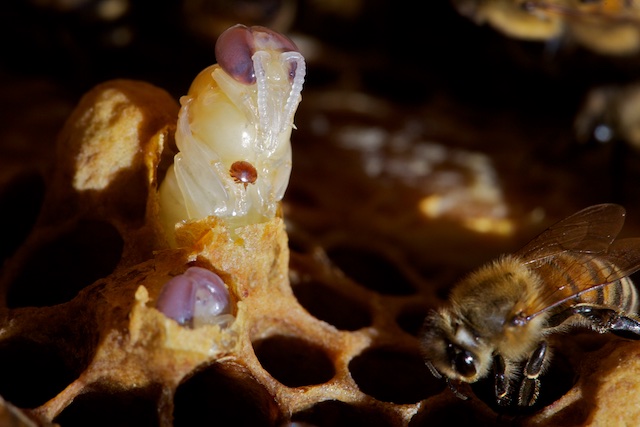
[515,204,640,320]
[584,236,640,287]
[604,237,640,274]
[516,203,626,265]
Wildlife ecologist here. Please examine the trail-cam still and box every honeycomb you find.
[4,2,640,427]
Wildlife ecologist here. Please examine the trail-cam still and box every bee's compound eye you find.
[454,350,477,378]
[250,25,299,54]
[215,24,256,84]
[156,267,231,328]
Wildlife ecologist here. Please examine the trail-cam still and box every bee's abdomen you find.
[544,253,639,314]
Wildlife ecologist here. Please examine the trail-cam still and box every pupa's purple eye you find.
[156,266,233,328]
[215,23,299,84]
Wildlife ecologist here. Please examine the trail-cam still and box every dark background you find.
[3,0,640,254]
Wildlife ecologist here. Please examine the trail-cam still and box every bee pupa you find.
[156,266,234,328]
[158,24,306,244]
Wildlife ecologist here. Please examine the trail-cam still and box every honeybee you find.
[452,0,640,55]
[420,203,640,406]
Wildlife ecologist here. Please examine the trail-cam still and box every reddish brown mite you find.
[230,161,258,188]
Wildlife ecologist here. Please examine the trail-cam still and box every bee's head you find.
[419,308,491,383]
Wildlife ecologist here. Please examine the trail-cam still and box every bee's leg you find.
[574,305,640,339]
[493,354,510,405]
[518,341,548,406]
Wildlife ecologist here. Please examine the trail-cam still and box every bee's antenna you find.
[446,379,470,401]
[425,360,442,379]
[425,360,470,400]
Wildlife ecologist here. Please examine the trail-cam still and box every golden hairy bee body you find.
[421,203,640,406]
